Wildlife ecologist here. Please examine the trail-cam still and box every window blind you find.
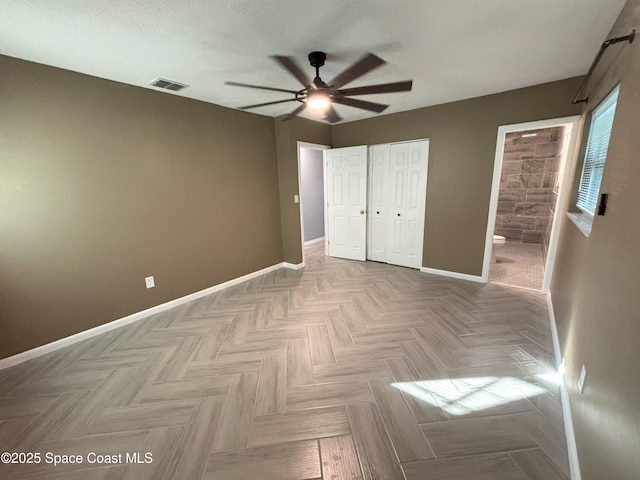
[576,87,619,215]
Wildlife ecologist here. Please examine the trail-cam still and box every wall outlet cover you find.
[145,276,155,289]
[578,365,587,393]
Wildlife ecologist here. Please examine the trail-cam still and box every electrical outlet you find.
[294,194,299,204]
[577,365,587,393]
[145,276,155,289]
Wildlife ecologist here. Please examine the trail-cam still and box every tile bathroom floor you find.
[490,241,546,291]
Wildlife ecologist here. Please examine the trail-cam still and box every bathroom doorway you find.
[482,116,581,292]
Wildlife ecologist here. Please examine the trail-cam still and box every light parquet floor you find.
[0,242,570,479]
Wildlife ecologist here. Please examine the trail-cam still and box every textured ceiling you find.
[0,0,626,123]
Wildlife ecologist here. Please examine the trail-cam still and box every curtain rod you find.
[572,29,635,104]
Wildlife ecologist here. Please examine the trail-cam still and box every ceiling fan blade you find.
[334,96,389,113]
[328,53,386,89]
[281,103,307,122]
[271,56,312,87]
[226,81,300,95]
[338,80,413,96]
[240,98,299,110]
[325,105,342,124]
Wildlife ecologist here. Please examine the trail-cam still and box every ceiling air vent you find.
[149,78,189,92]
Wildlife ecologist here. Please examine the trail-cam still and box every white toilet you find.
[491,235,506,263]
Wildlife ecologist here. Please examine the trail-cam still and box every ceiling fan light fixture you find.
[306,91,330,110]
[227,51,412,123]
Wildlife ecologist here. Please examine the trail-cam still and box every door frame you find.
[297,141,331,266]
[481,115,582,291]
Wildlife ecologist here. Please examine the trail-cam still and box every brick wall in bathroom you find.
[495,127,562,244]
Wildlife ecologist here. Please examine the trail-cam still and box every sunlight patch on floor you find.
[393,376,547,416]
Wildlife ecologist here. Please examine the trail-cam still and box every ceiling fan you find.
[226,51,413,123]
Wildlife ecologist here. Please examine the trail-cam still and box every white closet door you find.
[387,141,429,269]
[404,141,429,268]
[388,143,409,267]
[368,144,390,262]
[327,146,368,261]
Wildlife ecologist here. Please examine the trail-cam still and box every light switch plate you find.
[577,365,587,393]
[145,276,155,289]
[294,194,299,203]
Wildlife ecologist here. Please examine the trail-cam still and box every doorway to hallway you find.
[297,142,331,266]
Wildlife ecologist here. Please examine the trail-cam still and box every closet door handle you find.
[397,213,401,217]
[376,211,380,214]
[360,210,365,215]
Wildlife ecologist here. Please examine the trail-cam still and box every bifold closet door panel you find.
[368,144,390,263]
[404,141,428,269]
[388,143,409,267]
[387,141,428,269]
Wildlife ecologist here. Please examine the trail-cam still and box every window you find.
[576,86,619,216]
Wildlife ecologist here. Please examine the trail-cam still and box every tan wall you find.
[551,1,640,478]
[275,116,331,264]
[332,79,583,275]
[0,55,283,359]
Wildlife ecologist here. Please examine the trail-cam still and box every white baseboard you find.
[0,262,286,371]
[283,262,304,270]
[304,236,325,246]
[420,266,484,283]
[547,293,582,480]
[491,281,541,293]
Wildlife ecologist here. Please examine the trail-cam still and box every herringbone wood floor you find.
[0,242,570,480]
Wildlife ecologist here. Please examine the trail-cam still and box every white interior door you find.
[387,141,429,269]
[327,146,368,261]
[404,141,429,268]
[388,143,409,267]
[368,144,390,262]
